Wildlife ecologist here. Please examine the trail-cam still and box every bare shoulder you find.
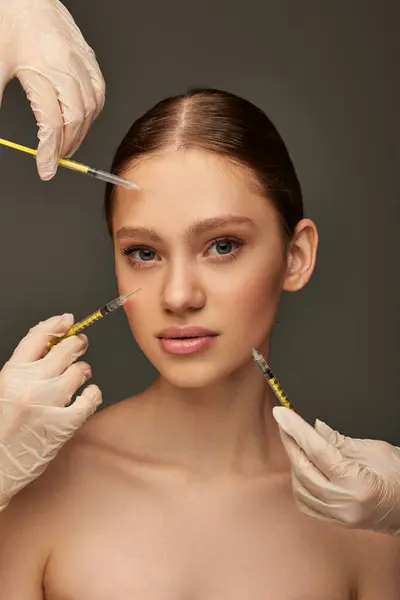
[73,392,148,453]
[79,393,144,438]
[0,394,145,517]
[351,528,400,598]
[0,395,144,598]
[0,394,146,548]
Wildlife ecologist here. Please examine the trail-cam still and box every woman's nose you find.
[161,262,205,314]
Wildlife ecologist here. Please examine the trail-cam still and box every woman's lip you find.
[158,335,218,355]
[157,326,219,339]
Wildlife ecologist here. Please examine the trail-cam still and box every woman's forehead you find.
[123,148,251,193]
[112,149,275,229]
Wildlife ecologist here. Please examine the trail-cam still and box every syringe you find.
[48,289,141,349]
[0,138,144,191]
[252,348,296,412]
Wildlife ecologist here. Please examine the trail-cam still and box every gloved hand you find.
[273,406,400,536]
[0,0,105,179]
[0,314,102,511]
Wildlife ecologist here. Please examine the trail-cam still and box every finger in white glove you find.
[0,384,101,509]
[0,0,105,180]
[0,314,102,511]
[273,406,400,535]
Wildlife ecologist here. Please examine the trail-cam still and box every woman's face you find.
[112,149,314,388]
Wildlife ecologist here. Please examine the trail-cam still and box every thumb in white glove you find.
[272,406,400,536]
[0,314,102,512]
[0,0,105,179]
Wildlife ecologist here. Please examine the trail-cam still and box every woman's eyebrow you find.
[115,226,161,242]
[116,216,255,242]
[185,215,255,238]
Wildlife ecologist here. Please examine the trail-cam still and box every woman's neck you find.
[131,357,289,479]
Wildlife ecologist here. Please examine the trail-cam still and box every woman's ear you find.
[283,219,319,292]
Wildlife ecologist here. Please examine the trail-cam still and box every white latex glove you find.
[0,0,105,179]
[0,313,102,511]
[273,406,400,536]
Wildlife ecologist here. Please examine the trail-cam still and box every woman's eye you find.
[122,246,158,266]
[134,248,156,261]
[208,238,241,256]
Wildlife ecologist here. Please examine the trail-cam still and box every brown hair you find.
[105,88,303,237]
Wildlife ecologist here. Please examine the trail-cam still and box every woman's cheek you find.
[236,265,284,314]
[124,302,143,332]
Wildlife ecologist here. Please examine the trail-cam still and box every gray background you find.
[0,1,399,442]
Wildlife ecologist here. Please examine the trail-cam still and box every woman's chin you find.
[149,358,227,389]
[159,367,221,389]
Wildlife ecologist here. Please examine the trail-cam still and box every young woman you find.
[1,88,399,599]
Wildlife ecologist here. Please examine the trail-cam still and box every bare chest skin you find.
[43,443,358,600]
